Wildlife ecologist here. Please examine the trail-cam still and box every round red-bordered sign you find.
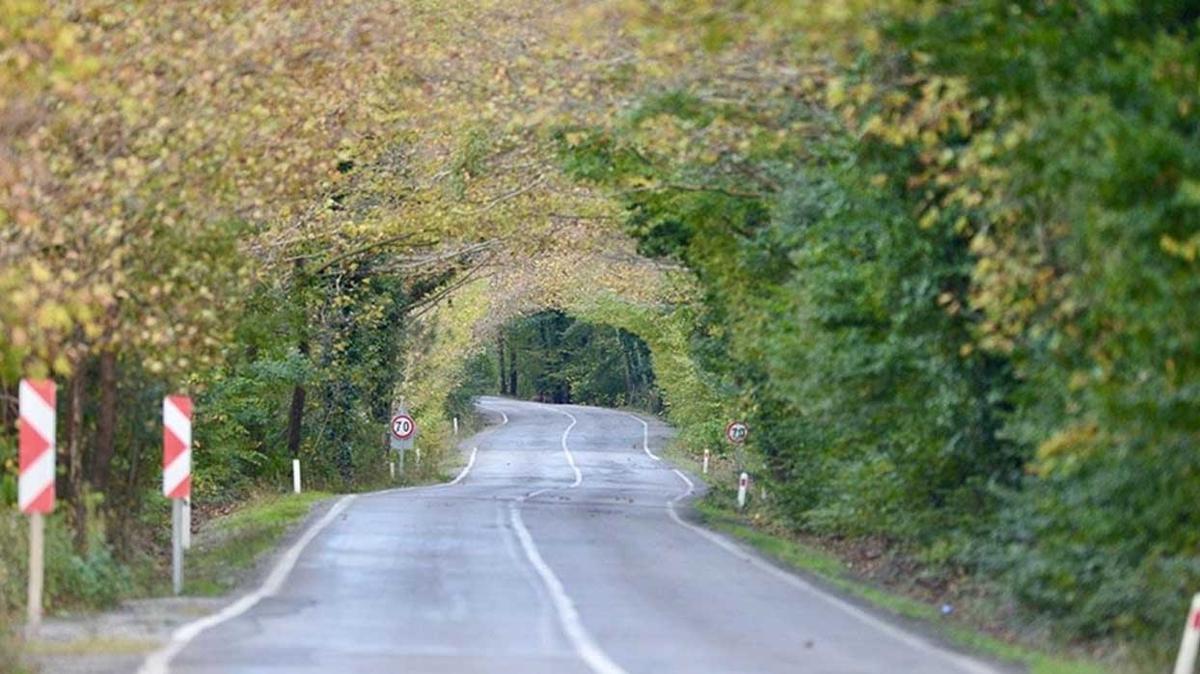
[725,420,749,444]
[391,414,416,440]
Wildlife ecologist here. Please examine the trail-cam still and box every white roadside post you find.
[1174,593,1200,674]
[702,448,710,475]
[292,458,302,494]
[737,472,749,510]
[18,379,56,636]
[453,416,459,436]
[163,395,193,596]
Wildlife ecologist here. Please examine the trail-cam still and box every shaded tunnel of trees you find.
[491,311,660,410]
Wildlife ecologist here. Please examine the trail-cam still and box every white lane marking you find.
[140,443,482,672]
[138,495,357,674]
[622,412,659,461]
[543,406,582,487]
[370,445,479,497]
[496,505,561,650]
[664,471,999,674]
[445,446,477,486]
[509,503,628,674]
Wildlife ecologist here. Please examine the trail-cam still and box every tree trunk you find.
[618,330,636,404]
[91,349,118,492]
[286,259,310,465]
[497,333,508,395]
[285,336,310,462]
[507,341,518,398]
[66,368,87,551]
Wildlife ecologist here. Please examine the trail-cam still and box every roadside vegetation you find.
[2,1,1197,671]
[546,3,1196,669]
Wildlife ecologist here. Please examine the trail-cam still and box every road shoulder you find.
[26,491,336,674]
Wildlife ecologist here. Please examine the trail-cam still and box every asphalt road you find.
[151,397,1002,674]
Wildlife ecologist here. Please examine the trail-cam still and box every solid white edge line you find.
[137,494,357,674]
[370,444,480,497]
[622,412,659,461]
[446,447,477,486]
[509,503,627,674]
[139,442,483,673]
[475,399,508,426]
[664,469,999,674]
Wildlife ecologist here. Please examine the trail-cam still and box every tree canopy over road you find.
[2,1,1198,668]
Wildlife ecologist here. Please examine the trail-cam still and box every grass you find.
[183,491,332,596]
[181,443,471,596]
[693,499,1113,674]
[24,636,158,656]
[0,617,30,674]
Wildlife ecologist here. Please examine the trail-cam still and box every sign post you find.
[19,379,56,636]
[726,421,749,509]
[390,411,416,475]
[163,395,193,596]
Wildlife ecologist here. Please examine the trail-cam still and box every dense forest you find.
[2,1,1198,669]
[492,311,658,408]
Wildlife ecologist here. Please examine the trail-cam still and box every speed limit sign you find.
[391,414,416,440]
[725,421,749,444]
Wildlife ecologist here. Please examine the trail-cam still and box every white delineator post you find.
[737,472,749,510]
[292,458,302,494]
[1174,593,1200,674]
[453,416,459,436]
[702,449,710,475]
[19,379,56,635]
[163,395,193,596]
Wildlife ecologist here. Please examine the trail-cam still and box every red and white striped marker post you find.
[163,395,192,595]
[737,472,749,510]
[19,379,56,634]
[1174,593,1200,674]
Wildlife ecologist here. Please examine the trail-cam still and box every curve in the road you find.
[140,398,1006,674]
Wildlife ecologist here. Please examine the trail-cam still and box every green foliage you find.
[184,492,330,596]
[886,1,1200,652]
[444,351,496,428]
[0,504,131,616]
[558,0,1200,662]
[494,310,659,409]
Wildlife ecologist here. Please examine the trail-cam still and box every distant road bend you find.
[145,397,1003,674]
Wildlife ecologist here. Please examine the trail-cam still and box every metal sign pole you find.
[182,498,192,550]
[26,512,44,635]
[172,499,184,595]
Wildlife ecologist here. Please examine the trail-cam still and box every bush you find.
[1,503,132,615]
